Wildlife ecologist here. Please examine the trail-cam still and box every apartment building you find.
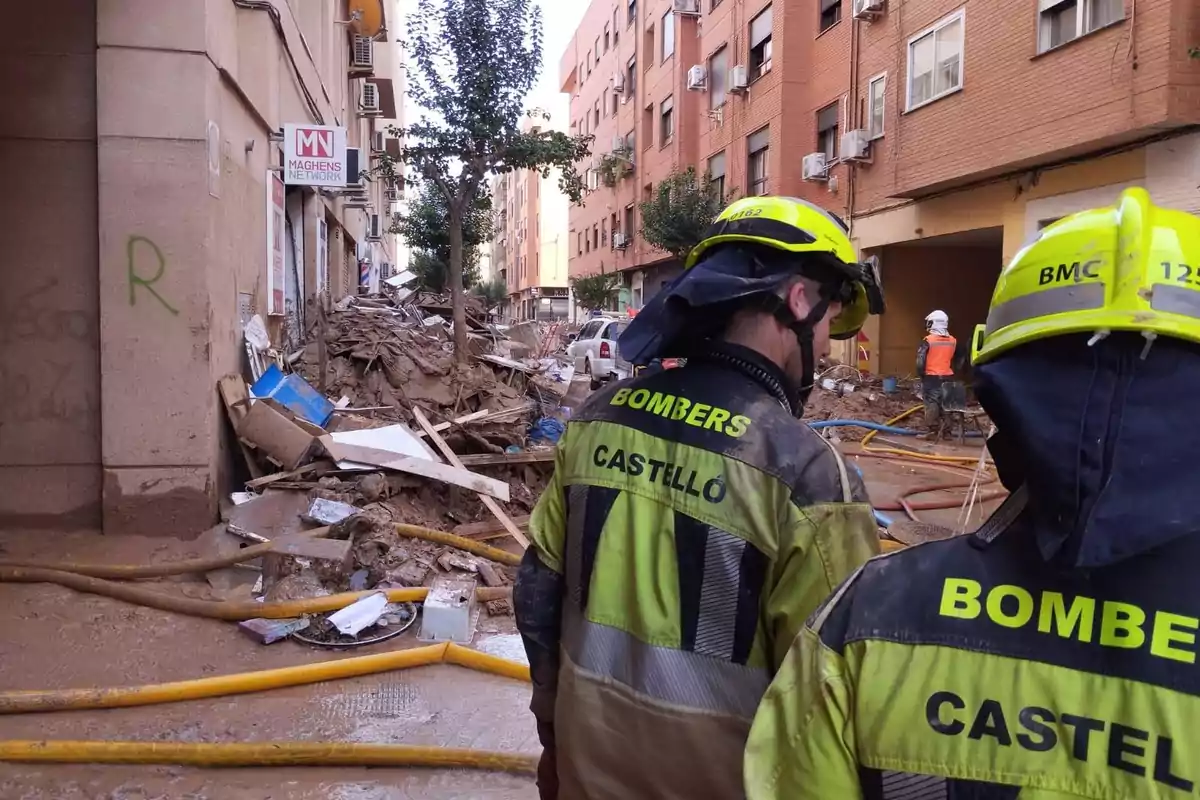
[489,116,572,322]
[1,0,405,536]
[560,0,1200,372]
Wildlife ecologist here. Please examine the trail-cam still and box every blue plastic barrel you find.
[882,376,898,394]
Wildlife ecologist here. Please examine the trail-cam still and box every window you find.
[642,104,655,148]
[662,10,676,61]
[644,25,655,70]
[628,0,637,27]
[594,101,601,126]
[614,9,620,43]
[602,218,609,246]
[709,46,728,108]
[819,0,841,32]
[712,0,723,9]
[604,25,610,52]
[623,204,635,240]
[593,224,600,250]
[907,10,964,110]
[586,50,592,77]
[867,73,886,138]
[747,126,769,196]
[707,151,726,200]
[595,37,601,62]
[625,129,636,153]
[1038,0,1123,52]
[749,6,773,81]
[585,230,591,253]
[627,57,637,97]
[660,95,675,144]
[610,212,618,244]
[817,101,839,163]
[577,232,583,255]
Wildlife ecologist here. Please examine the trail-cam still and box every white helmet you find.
[925,310,949,333]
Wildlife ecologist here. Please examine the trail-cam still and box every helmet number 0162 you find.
[725,207,764,221]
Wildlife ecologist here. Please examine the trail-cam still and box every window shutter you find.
[748,126,770,153]
[750,7,773,47]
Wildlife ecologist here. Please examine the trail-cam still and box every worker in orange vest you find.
[916,309,955,433]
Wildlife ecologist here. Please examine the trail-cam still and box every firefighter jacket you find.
[515,342,879,800]
[917,334,957,376]
[745,334,1200,799]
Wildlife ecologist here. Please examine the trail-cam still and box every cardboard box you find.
[236,398,323,470]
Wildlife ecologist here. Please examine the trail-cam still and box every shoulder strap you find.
[818,435,854,503]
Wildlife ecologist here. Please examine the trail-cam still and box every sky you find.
[528,0,587,122]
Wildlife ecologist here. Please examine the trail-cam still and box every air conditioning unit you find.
[368,213,382,241]
[802,152,829,181]
[612,135,626,151]
[351,35,374,72]
[728,65,749,93]
[686,65,707,91]
[673,0,701,15]
[852,0,885,19]
[620,94,630,105]
[385,185,399,202]
[612,72,626,92]
[371,131,386,153]
[613,233,630,249]
[840,129,872,162]
[361,82,380,114]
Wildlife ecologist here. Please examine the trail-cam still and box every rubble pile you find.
[802,372,925,441]
[212,297,575,641]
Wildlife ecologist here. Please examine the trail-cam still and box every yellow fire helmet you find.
[685,196,884,340]
[972,188,1200,365]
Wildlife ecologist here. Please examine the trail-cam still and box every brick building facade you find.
[561,0,1200,371]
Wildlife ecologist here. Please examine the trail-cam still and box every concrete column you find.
[0,0,102,531]
[96,0,220,535]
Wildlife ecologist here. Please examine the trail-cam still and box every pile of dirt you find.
[803,377,925,441]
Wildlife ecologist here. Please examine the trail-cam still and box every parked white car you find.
[567,316,626,389]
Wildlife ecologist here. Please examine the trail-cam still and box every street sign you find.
[282,124,348,187]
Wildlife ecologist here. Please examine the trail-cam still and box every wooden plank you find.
[457,450,555,467]
[320,437,511,501]
[414,409,489,438]
[245,462,323,490]
[452,515,532,538]
[411,407,529,549]
[218,374,265,479]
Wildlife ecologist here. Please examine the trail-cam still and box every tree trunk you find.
[447,202,469,362]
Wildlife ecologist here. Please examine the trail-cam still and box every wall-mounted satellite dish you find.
[348,0,384,38]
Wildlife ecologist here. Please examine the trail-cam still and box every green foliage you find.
[569,272,622,312]
[638,167,732,261]
[473,277,508,310]
[374,0,593,359]
[597,147,633,188]
[392,182,490,292]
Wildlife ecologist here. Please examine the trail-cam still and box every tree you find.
[380,0,592,361]
[639,167,732,262]
[393,181,490,292]
[473,277,508,311]
[570,272,622,313]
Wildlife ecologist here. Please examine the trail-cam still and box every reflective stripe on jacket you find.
[527,351,880,800]
[745,489,1200,799]
[920,334,957,376]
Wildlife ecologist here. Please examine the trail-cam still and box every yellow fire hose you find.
[0,740,537,774]
[0,523,521,579]
[0,527,333,580]
[0,567,510,620]
[0,642,528,715]
[394,524,522,566]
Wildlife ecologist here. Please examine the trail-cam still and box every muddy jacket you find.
[745,334,1200,799]
[515,342,879,800]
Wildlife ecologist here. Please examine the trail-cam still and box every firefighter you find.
[744,188,1200,799]
[917,309,956,433]
[514,196,886,799]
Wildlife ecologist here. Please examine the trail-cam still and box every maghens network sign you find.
[283,123,348,187]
